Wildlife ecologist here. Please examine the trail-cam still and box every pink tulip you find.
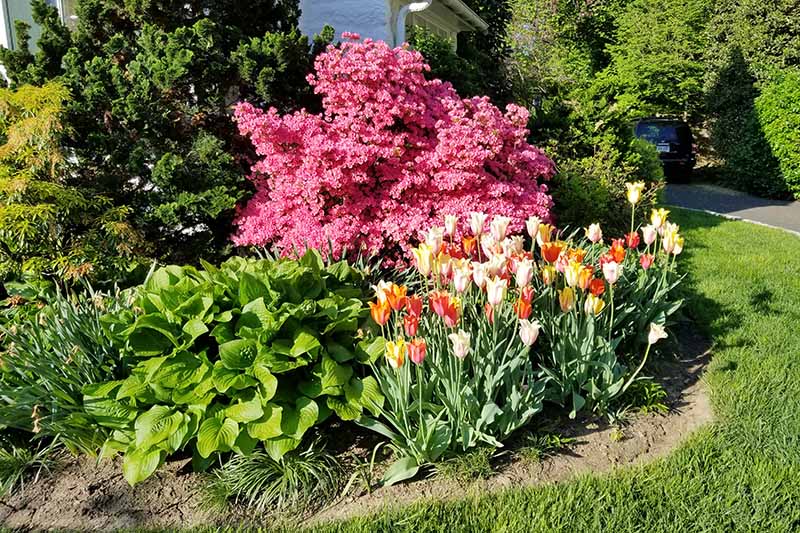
[641,224,657,246]
[472,262,488,289]
[586,223,603,244]
[526,216,541,239]
[515,259,534,287]
[602,260,622,285]
[519,319,541,347]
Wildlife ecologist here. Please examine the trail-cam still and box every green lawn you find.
[295,208,800,533]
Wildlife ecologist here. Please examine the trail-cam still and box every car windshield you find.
[636,122,690,144]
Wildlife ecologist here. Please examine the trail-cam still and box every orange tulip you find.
[386,284,407,311]
[589,278,605,297]
[403,313,419,337]
[408,337,427,365]
[567,247,586,263]
[541,241,564,263]
[514,297,532,319]
[369,299,392,326]
[577,265,594,291]
[406,295,423,317]
[462,236,477,257]
[610,239,626,263]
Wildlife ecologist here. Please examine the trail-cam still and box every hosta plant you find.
[88,251,384,485]
[362,188,684,482]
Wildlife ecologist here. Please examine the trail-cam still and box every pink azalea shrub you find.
[232,34,555,259]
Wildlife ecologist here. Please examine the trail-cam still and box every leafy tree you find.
[0,0,331,264]
[0,82,143,283]
[607,0,710,120]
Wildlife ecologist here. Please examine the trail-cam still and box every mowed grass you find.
[290,209,800,533]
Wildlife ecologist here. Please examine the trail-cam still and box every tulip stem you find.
[607,285,615,342]
[620,342,652,396]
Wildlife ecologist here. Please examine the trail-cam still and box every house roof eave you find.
[438,0,489,32]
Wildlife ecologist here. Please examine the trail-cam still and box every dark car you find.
[634,118,696,179]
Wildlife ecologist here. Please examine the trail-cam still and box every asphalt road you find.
[665,183,800,235]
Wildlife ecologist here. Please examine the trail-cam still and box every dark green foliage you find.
[407,27,486,98]
[90,251,382,485]
[0,289,127,454]
[462,0,514,102]
[0,438,59,496]
[607,0,710,120]
[706,49,786,198]
[1,0,330,264]
[0,81,143,285]
[755,70,800,199]
[202,441,342,514]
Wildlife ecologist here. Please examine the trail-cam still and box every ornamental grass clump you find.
[362,183,684,483]
[232,34,555,261]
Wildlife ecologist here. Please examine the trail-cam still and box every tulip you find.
[509,235,525,254]
[484,302,495,324]
[408,337,427,365]
[411,243,434,277]
[541,241,564,263]
[514,296,532,319]
[650,208,670,229]
[589,278,605,297]
[406,295,423,318]
[602,260,621,285]
[577,265,594,291]
[480,234,497,258]
[526,216,542,239]
[519,319,541,346]
[641,224,657,246]
[648,323,668,345]
[487,255,506,277]
[625,231,640,249]
[586,223,603,244]
[386,284,407,311]
[444,214,458,237]
[437,253,453,281]
[491,215,513,241]
[640,253,655,270]
[515,259,534,287]
[567,247,586,263]
[519,285,535,303]
[472,262,488,289]
[385,338,406,369]
[558,287,575,312]
[442,299,460,328]
[541,265,557,285]
[610,239,626,263]
[448,329,471,359]
[672,236,685,256]
[486,276,508,307]
[626,181,645,205]
[452,262,472,293]
[584,293,606,316]
[369,299,392,326]
[564,260,583,287]
[403,313,419,337]
[371,280,392,304]
[470,212,488,236]
[430,291,450,317]
[462,236,477,256]
[426,226,445,254]
[536,223,554,246]
[662,222,680,254]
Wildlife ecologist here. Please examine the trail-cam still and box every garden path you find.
[665,183,800,235]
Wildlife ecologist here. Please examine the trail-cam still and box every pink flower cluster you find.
[232,35,555,260]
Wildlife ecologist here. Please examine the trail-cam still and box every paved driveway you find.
[665,183,800,235]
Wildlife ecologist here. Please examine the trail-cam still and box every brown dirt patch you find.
[0,326,712,531]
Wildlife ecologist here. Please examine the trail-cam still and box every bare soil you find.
[0,326,712,531]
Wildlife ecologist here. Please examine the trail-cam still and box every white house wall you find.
[299,0,394,44]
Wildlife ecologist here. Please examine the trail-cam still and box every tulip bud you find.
[470,212,488,236]
[526,216,542,239]
[515,259,534,287]
[586,223,603,244]
[558,287,575,312]
[486,276,508,307]
[491,216,513,241]
[444,214,458,237]
[602,261,622,285]
[408,337,427,365]
[641,225,657,245]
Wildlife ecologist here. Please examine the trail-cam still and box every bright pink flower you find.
[640,253,655,270]
[231,38,554,261]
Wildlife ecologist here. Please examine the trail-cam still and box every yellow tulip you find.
[583,294,606,316]
[385,338,406,369]
[411,243,434,277]
[559,287,575,312]
[541,265,557,285]
[650,208,670,229]
[625,182,645,205]
[564,260,583,288]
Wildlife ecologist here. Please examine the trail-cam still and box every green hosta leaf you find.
[356,337,386,363]
[381,457,419,486]
[263,435,301,462]
[83,398,138,429]
[327,341,355,362]
[290,329,321,358]
[239,271,269,306]
[219,339,257,369]
[132,314,180,345]
[247,403,283,440]
[83,380,124,399]
[226,396,264,423]
[152,352,207,389]
[251,364,278,400]
[165,417,190,452]
[320,354,353,389]
[237,297,282,339]
[345,376,384,416]
[134,406,185,449]
[212,361,257,393]
[182,319,209,344]
[197,417,239,458]
[326,396,361,421]
[211,322,235,344]
[116,374,148,400]
[233,431,258,455]
[175,292,213,320]
[128,327,173,356]
[122,447,164,486]
[281,397,319,440]
[256,349,310,373]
